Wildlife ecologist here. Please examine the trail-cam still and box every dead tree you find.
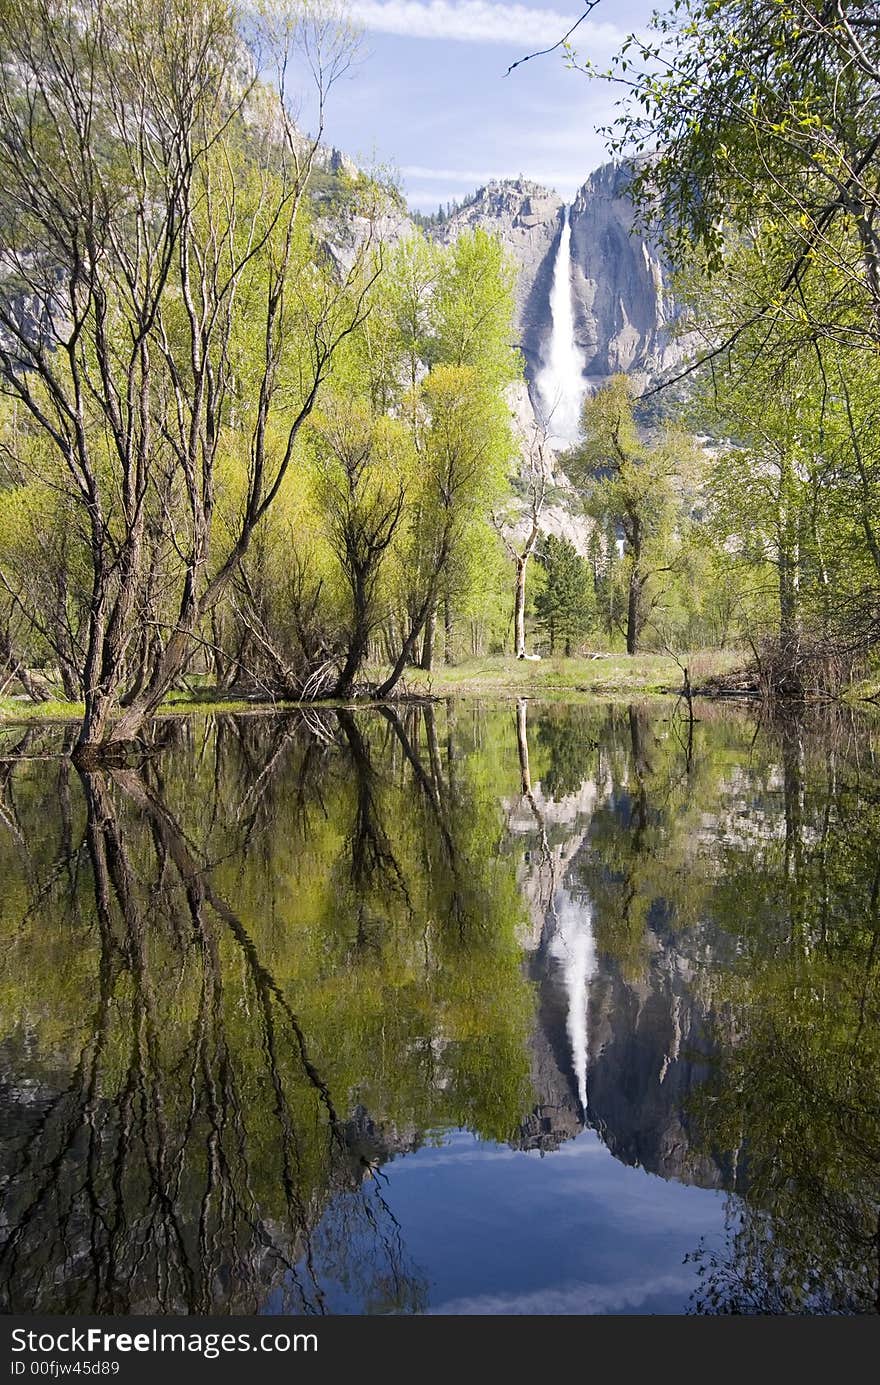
[493,421,551,659]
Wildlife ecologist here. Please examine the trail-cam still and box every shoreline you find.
[1,651,877,728]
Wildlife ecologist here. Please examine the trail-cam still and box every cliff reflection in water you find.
[0,701,878,1314]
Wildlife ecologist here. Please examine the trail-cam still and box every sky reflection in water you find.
[1,701,878,1315]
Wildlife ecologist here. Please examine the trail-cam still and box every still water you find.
[0,701,878,1315]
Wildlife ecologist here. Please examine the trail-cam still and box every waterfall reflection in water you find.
[0,701,878,1314]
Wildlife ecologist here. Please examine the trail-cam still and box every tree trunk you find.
[626,568,641,655]
[377,528,452,699]
[513,556,527,658]
[625,514,643,656]
[59,659,81,703]
[420,605,437,671]
[109,624,191,743]
[444,597,454,665]
[376,594,433,699]
[209,609,227,687]
[75,577,122,758]
[120,625,152,707]
[777,460,801,654]
[778,545,800,650]
[515,697,531,795]
[74,689,116,762]
[333,576,372,699]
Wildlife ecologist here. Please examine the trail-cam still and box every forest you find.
[0,0,879,759]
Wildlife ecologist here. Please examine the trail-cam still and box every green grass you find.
[0,694,258,726]
[0,697,85,723]
[0,649,747,727]
[369,649,745,700]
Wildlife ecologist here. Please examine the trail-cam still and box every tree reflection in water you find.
[0,701,878,1314]
[0,708,531,1313]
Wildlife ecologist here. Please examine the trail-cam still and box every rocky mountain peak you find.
[571,159,633,211]
[451,177,562,228]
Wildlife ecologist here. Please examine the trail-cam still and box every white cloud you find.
[428,1273,694,1315]
[401,163,586,184]
[348,2,623,47]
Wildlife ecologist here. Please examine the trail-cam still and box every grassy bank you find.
[377,649,745,699]
[0,693,257,728]
[0,650,746,728]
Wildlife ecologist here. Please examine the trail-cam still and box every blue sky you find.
[310,2,659,210]
[287,1128,727,1315]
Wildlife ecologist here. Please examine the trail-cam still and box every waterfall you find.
[536,205,586,449]
[548,896,598,1115]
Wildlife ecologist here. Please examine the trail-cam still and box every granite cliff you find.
[434,163,687,416]
[433,178,564,388]
[312,150,686,437]
[569,163,683,387]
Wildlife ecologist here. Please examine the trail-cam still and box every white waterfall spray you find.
[536,206,586,449]
[548,895,598,1114]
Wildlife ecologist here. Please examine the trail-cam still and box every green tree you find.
[198,224,519,701]
[564,376,700,654]
[0,0,371,755]
[568,1,880,684]
[597,0,880,343]
[493,422,552,659]
[309,404,410,698]
[411,229,520,672]
[679,232,880,683]
[534,535,594,655]
[378,362,517,691]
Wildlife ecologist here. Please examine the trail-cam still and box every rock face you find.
[569,163,683,389]
[513,976,583,1154]
[509,787,741,1190]
[514,916,736,1188]
[437,179,563,389]
[436,164,686,408]
[585,945,735,1190]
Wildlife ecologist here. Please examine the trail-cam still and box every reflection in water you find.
[515,698,599,1116]
[0,701,878,1314]
[547,896,597,1115]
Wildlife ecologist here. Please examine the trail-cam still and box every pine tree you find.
[535,536,594,655]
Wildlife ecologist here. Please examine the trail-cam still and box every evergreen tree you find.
[534,535,594,656]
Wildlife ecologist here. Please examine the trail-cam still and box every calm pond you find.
[1,700,878,1315]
